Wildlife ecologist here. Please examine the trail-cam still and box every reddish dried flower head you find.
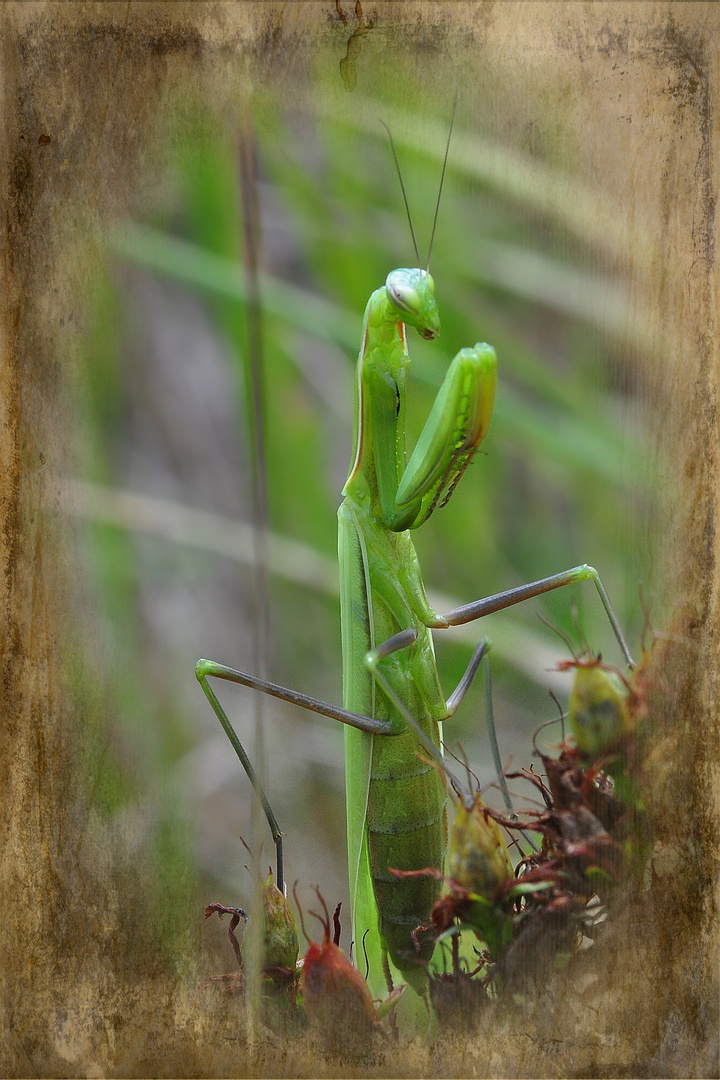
[297,886,375,1048]
[302,937,376,1033]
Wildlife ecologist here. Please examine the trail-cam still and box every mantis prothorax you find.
[196,110,635,1000]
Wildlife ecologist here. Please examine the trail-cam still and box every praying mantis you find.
[195,112,635,1003]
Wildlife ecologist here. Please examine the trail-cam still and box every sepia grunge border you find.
[0,3,717,1076]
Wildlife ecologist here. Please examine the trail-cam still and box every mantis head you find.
[385,267,441,341]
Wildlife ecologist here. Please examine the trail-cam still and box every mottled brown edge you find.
[0,2,717,1076]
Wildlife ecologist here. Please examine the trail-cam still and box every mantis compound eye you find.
[386,277,420,315]
[386,268,440,339]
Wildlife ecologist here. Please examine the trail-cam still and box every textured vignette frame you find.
[0,2,717,1077]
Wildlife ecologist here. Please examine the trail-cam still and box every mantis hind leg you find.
[367,564,634,834]
[439,564,635,669]
[196,660,286,891]
[367,565,633,745]
[195,656,397,891]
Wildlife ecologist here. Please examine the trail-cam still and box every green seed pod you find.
[261,872,299,973]
[447,794,513,899]
[569,661,632,759]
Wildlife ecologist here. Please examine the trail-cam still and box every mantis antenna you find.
[426,92,457,272]
[380,119,421,266]
[381,94,458,271]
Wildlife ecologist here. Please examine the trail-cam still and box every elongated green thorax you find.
[340,266,498,995]
[344,270,440,525]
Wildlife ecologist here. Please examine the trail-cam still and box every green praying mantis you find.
[195,111,636,1002]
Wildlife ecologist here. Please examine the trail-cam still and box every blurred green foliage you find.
[73,58,657,963]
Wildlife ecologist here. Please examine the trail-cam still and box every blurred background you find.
[67,29,664,976]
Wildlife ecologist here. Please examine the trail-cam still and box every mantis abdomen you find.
[366,709,447,975]
[340,496,451,989]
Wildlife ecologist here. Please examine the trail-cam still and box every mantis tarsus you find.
[195,113,635,1001]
